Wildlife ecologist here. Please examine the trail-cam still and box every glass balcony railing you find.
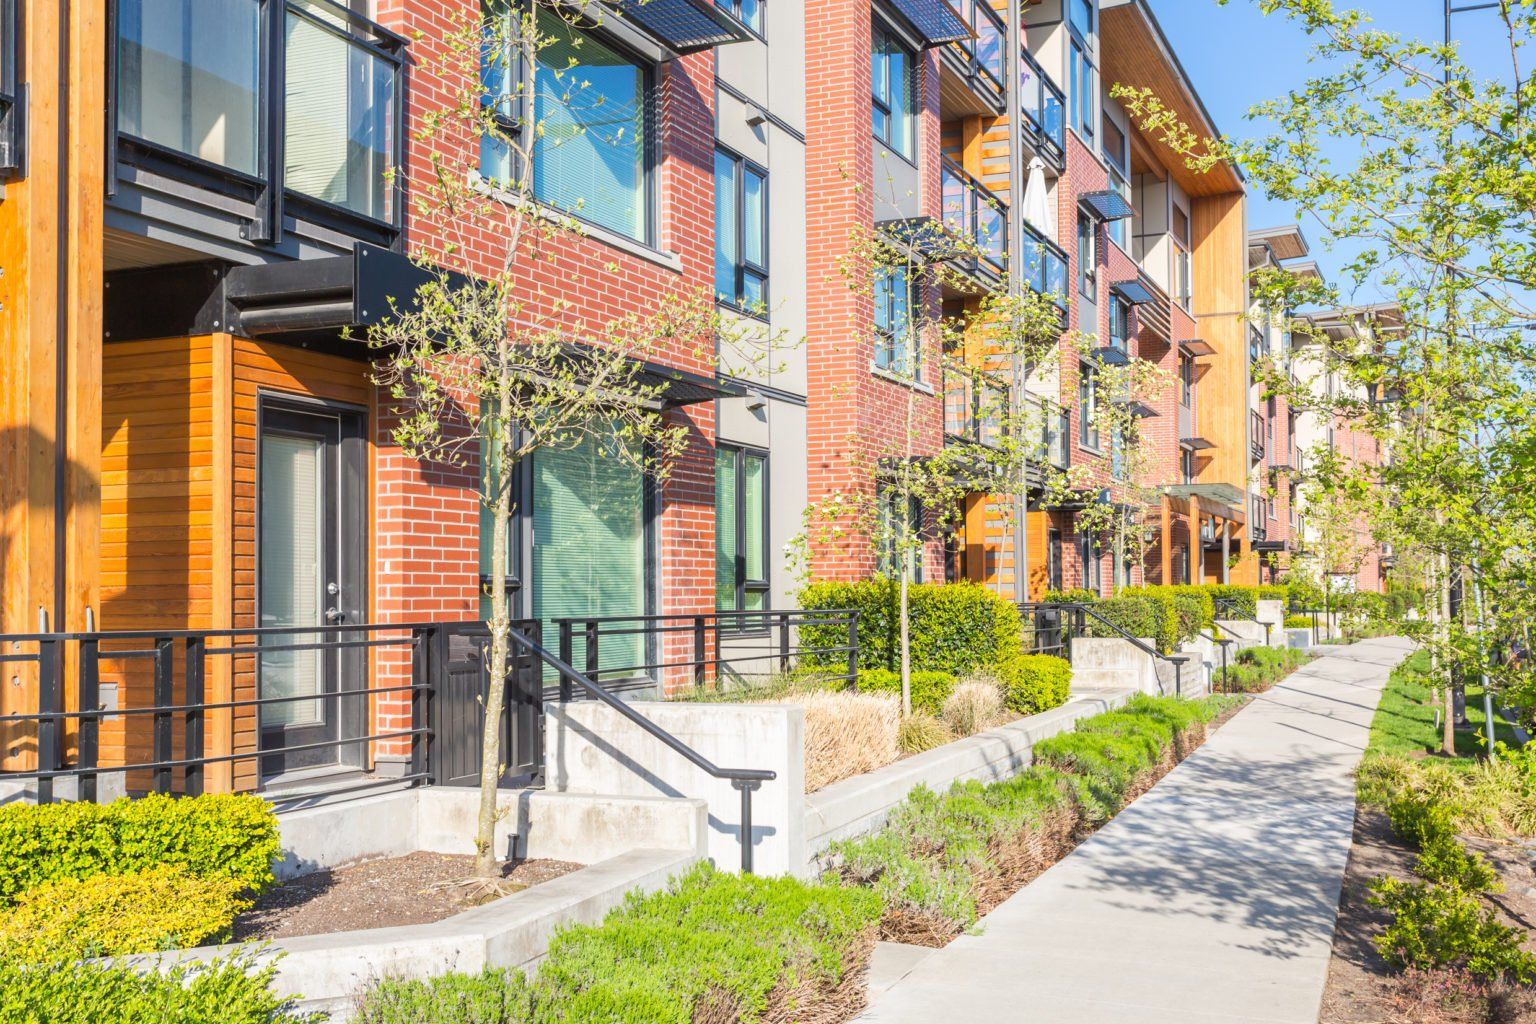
[941,157,1007,279]
[944,363,1007,449]
[1019,218,1069,314]
[1019,45,1065,161]
[948,0,1006,92]
[114,0,404,233]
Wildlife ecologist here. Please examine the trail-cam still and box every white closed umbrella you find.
[1022,155,1053,238]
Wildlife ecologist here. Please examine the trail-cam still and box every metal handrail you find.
[1024,602,1184,694]
[508,625,774,874]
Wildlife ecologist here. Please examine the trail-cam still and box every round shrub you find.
[1285,614,1314,628]
[0,865,247,961]
[0,793,280,905]
[997,655,1072,715]
[857,668,958,715]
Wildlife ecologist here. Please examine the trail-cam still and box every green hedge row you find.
[356,865,882,1024]
[858,656,1070,718]
[0,794,280,906]
[1214,647,1311,693]
[800,578,1023,677]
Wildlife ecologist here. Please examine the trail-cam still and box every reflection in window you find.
[874,267,920,380]
[716,446,768,613]
[715,149,769,312]
[872,22,916,160]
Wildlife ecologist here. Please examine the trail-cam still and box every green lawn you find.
[1366,650,1522,762]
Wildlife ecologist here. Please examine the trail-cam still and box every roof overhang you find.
[1100,0,1244,198]
[1249,225,1310,261]
[1165,482,1247,509]
[879,0,972,47]
[1180,436,1217,451]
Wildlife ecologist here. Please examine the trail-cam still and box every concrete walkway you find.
[860,637,1414,1024]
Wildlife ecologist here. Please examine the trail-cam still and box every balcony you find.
[939,0,1006,116]
[1019,45,1066,168]
[944,363,1008,449]
[1021,395,1071,473]
[111,0,406,250]
[1019,218,1069,316]
[1250,497,1268,544]
[1250,410,1267,462]
[941,158,1008,291]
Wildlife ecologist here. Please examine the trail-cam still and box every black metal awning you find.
[1179,436,1218,451]
[602,0,754,53]
[883,0,972,46]
[1110,278,1157,305]
[634,360,746,408]
[1081,190,1135,221]
[1180,336,1217,356]
[1252,540,1289,553]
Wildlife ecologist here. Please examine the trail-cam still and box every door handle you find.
[325,607,345,624]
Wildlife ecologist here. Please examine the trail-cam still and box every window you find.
[716,0,763,36]
[1180,447,1196,485]
[1109,295,1131,353]
[872,21,916,161]
[1171,205,1192,308]
[484,8,653,242]
[1047,528,1064,592]
[1079,533,1101,593]
[874,266,920,380]
[1069,0,1095,37]
[877,491,924,582]
[0,0,21,179]
[715,445,769,613]
[1179,352,1195,406]
[714,148,768,313]
[1067,2,1096,145]
[1103,117,1129,248]
[1078,362,1100,450]
[1077,211,1098,308]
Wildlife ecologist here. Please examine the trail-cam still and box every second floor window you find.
[1109,295,1131,352]
[1079,362,1100,450]
[1179,352,1195,406]
[482,8,653,243]
[716,0,763,36]
[714,148,768,313]
[874,266,920,380]
[872,22,916,161]
[1077,212,1099,307]
[715,445,769,613]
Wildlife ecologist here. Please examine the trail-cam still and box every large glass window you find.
[1077,211,1099,308]
[872,22,916,161]
[488,10,651,242]
[1079,532,1101,593]
[877,491,924,582]
[715,446,768,613]
[874,267,920,380]
[1068,36,1096,143]
[1103,117,1130,248]
[533,431,648,675]
[1069,0,1095,38]
[285,0,398,221]
[1079,362,1100,450]
[116,0,262,174]
[714,148,768,313]
[715,0,763,35]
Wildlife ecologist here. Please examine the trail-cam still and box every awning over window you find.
[603,0,754,54]
[1110,278,1156,305]
[1081,190,1136,221]
[1180,337,1217,356]
[882,0,972,47]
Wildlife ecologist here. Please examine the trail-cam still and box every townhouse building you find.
[0,0,1384,797]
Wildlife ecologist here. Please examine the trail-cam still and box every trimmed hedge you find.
[996,655,1072,715]
[0,865,247,961]
[1081,596,1175,653]
[1285,614,1314,628]
[1043,588,1100,604]
[856,668,957,715]
[0,794,279,905]
[1119,586,1205,649]
[800,578,1023,677]
[357,865,883,1024]
[1204,585,1259,619]
[0,954,318,1024]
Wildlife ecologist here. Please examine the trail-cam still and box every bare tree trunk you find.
[1440,552,1455,756]
[475,434,511,879]
[900,568,911,716]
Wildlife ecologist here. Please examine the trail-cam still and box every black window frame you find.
[715,0,764,39]
[874,265,922,382]
[1077,209,1099,306]
[0,0,21,182]
[715,443,771,615]
[877,489,925,583]
[109,0,406,248]
[1067,9,1096,145]
[1078,360,1101,452]
[1079,531,1101,593]
[1108,293,1131,354]
[713,145,770,318]
[1047,527,1064,592]
[871,18,917,163]
[480,1,660,247]
[1179,351,1195,406]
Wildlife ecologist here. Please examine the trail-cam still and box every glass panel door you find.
[260,432,327,730]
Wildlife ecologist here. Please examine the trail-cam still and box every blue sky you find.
[1144,0,1515,299]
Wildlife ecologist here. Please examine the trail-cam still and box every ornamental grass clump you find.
[940,678,1006,738]
[897,712,953,755]
[775,690,900,792]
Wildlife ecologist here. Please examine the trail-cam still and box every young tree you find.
[1113,0,1536,738]
[368,5,759,888]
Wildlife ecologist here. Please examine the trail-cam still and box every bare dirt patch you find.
[233,852,582,941]
[1320,809,1536,1023]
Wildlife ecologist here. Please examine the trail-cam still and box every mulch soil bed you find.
[232,851,582,941]
[1320,808,1536,1024]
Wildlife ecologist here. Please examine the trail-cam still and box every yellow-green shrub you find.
[0,794,278,905]
[997,655,1072,715]
[0,865,247,960]
[857,668,957,714]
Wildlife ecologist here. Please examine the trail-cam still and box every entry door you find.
[258,401,367,776]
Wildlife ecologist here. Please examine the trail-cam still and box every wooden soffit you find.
[1100,0,1244,198]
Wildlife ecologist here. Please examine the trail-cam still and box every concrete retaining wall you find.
[1069,637,1159,694]
[1215,619,1267,650]
[1256,601,1286,646]
[802,689,1134,875]
[544,701,805,876]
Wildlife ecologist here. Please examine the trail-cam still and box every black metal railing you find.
[0,621,447,804]
[1020,218,1070,314]
[1019,44,1065,162]
[1020,602,1186,694]
[511,625,775,873]
[548,609,859,695]
[947,0,1006,95]
[941,157,1008,279]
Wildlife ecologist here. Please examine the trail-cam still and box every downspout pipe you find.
[53,0,70,633]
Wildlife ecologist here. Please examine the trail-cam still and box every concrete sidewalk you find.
[859,637,1414,1024]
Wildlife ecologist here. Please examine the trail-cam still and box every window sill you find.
[1078,443,1104,457]
[872,139,919,170]
[470,172,684,274]
[871,366,933,394]
[717,299,771,323]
